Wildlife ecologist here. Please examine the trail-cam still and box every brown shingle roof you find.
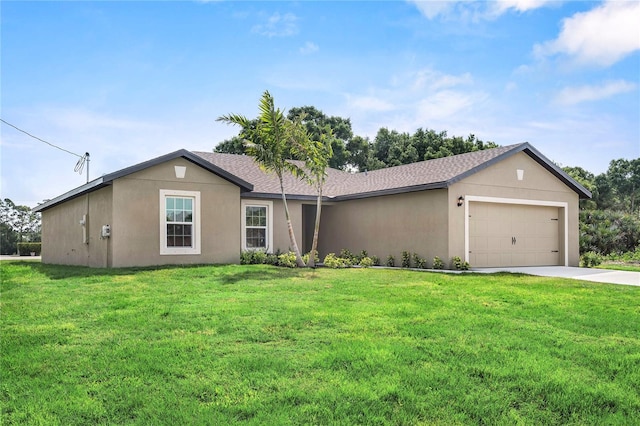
[35,143,591,213]
[192,143,537,199]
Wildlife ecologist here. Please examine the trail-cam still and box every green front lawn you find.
[2,262,639,425]
[598,262,640,273]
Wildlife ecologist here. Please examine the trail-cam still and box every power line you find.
[0,118,83,158]
[1,118,90,182]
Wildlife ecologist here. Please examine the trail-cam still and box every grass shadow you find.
[1,260,305,283]
[217,266,304,285]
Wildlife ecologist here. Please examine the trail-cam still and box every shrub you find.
[451,256,470,271]
[370,255,380,266]
[433,256,444,270]
[302,252,320,265]
[359,256,374,268]
[355,250,368,263]
[339,249,355,263]
[401,251,411,268]
[240,250,268,265]
[278,251,297,268]
[386,255,395,267]
[17,242,41,256]
[413,253,427,269]
[580,251,603,268]
[580,209,640,255]
[265,253,280,266]
[323,253,352,269]
[607,248,640,263]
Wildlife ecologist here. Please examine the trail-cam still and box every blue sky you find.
[1,1,638,207]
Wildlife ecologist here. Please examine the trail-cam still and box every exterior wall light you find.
[457,196,464,207]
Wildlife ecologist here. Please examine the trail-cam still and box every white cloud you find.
[489,0,556,15]
[408,1,456,19]
[299,41,319,55]
[409,69,473,91]
[252,12,298,37]
[416,90,478,121]
[408,0,554,20]
[347,95,395,112]
[342,67,487,138]
[535,0,640,67]
[554,80,637,105]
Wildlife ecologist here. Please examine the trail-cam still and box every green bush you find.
[386,255,395,267]
[17,242,41,256]
[278,251,298,268]
[413,253,427,269]
[370,255,380,266]
[339,249,355,263]
[240,250,268,265]
[323,253,352,269]
[433,256,444,270]
[359,257,374,268]
[401,251,411,268]
[302,252,320,265]
[580,251,604,268]
[607,247,640,263]
[580,210,640,255]
[451,256,470,271]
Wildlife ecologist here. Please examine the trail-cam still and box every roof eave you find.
[445,142,592,199]
[33,177,108,212]
[241,192,321,201]
[333,182,448,201]
[34,149,254,212]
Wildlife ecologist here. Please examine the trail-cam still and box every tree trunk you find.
[307,188,322,268]
[279,177,306,267]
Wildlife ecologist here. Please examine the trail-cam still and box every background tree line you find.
[215,106,498,172]
[564,159,639,256]
[217,104,639,257]
[0,198,41,255]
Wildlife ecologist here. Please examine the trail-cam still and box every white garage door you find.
[469,202,561,267]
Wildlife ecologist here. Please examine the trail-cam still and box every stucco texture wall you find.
[318,190,449,264]
[41,186,113,267]
[41,158,242,268]
[110,158,241,267]
[449,152,581,266]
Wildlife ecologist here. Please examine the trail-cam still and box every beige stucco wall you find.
[41,158,242,268]
[318,190,449,264]
[449,152,581,266]
[109,158,241,267]
[41,186,113,267]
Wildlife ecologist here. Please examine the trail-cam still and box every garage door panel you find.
[469,202,561,267]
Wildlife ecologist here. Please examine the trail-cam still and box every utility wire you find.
[1,118,83,158]
[1,118,90,180]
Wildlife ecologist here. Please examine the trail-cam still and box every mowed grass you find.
[1,262,639,425]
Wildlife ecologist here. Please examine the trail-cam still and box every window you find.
[160,190,200,255]
[241,200,273,252]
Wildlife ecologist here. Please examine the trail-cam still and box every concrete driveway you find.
[474,266,640,286]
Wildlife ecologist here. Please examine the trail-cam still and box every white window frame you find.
[241,200,273,252]
[160,189,201,255]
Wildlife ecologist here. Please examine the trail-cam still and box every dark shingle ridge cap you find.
[34,149,254,212]
[196,143,591,199]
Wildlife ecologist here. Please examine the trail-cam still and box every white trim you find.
[464,195,569,266]
[159,189,201,255]
[241,199,274,252]
[174,166,187,179]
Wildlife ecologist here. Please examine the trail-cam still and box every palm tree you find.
[217,90,306,267]
[291,124,333,268]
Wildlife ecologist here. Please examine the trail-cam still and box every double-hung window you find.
[160,189,200,255]
[241,200,273,251]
